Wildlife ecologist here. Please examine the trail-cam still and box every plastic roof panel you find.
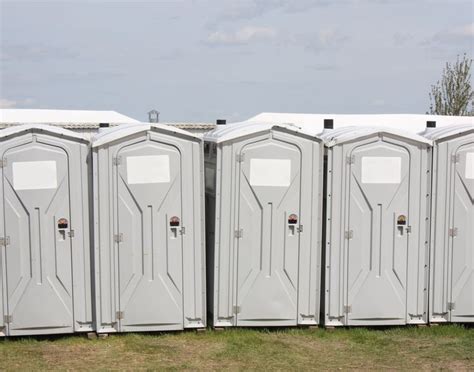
[92,123,200,147]
[0,124,89,142]
[320,126,432,147]
[422,123,474,141]
[203,121,322,143]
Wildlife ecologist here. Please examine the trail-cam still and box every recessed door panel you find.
[346,142,410,324]
[450,143,474,321]
[236,139,301,325]
[116,142,183,330]
[2,142,73,335]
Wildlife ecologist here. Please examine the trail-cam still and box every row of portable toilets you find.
[0,118,472,336]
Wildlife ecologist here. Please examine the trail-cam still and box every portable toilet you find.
[322,126,432,326]
[204,121,324,327]
[424,123,474,323]
[92,124,205,333]
[0,124,93,336]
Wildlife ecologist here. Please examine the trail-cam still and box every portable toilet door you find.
[204,122,324,328]
[322,126,432,327]
[92,124,205,333]
[0,125,93,336]
[425,123,474,323]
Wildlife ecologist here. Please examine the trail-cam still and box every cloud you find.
[0,99,17,108]
[422,23,474,46]
[305,63,339,71]
[211,0,332,24]
[206,26,277,46]
[1,45,79,63]
[393,32,413,46]
[0,98,37,108]
[371,99,385,107]
[302,29,350,53]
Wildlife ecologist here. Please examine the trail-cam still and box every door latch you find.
[0,237,10,247]
[448,228,458,237]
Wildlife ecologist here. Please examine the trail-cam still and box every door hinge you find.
[68,230,75,238]
[113,156,122,166]
[4,315,12,323]
[234,229,243,239]
[344,230,353,239]
[447,302,455,311]
[451,154,460,163]
[346,155,355,164]
[233,305,241,314]
[116,311,124,320]
[0,159,6,168]
[297,225,303,233]
[236,154,245,163]
[114,233,123,243]
[406,225,412,234]
[0,236,10,247]
[448,228,458,237]
[344,305,352,314]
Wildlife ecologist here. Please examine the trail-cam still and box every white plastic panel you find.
[12,160,57,190]
[249,158,291,187]
[126,155,170,184]
[361,156,401,184]
[465,152,474,179]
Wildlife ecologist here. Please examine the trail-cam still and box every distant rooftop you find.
[0,109,215,131]
[0,109,139,127]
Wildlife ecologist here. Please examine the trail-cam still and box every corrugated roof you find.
[164,123,215,130]
[320,126,432,147]
[421,123,474,141]
[0,109,139,126]
[0,124,89,142]
[247,113,474,134]
[204,121,322,143]
[92,123,201,148]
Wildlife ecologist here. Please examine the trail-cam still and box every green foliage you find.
[429,54,474,116]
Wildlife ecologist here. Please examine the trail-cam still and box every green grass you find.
[1,325,473,370]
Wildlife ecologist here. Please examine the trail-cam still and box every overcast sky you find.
[0,0,473,122]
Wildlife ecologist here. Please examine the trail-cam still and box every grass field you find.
[0,325,473,370]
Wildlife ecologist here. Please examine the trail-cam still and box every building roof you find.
[0,109,215,131]
[164,123,215,131]
[0,124,89,142]
[203,121,322,143]
[0,109,139,127]
[247,113,474,134]
[421,123,474,141]
[320,126,432,147]
[92,123,201,148]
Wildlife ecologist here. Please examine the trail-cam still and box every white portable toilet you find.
[92,124,205,333]
[204,121,324,327]
[424,123,474,323]
[0,125,93,336]
[322,126,432,327]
